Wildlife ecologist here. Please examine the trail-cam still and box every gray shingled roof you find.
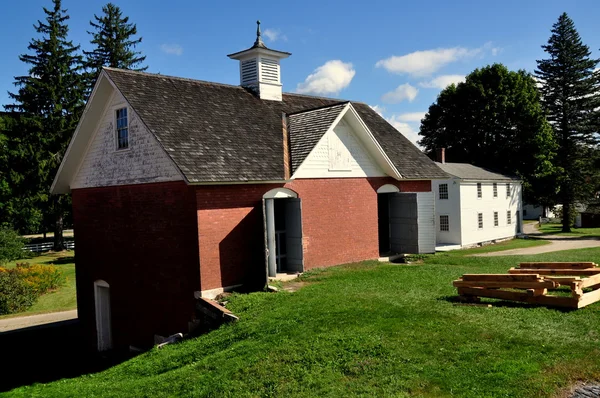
[288,103,347,172]
[103,67,448,182]
[436,162,518,181]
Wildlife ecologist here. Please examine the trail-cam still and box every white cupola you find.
[227,21,291,101]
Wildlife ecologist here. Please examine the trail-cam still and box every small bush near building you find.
[0,227,25,265]
[0,270,37,315]
[0,264,64,315]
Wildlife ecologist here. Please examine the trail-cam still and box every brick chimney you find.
[436,148,446,164]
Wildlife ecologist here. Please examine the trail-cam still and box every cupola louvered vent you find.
[260,58,279,83]
[241,59,258,86]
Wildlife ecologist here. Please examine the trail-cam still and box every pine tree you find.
[84,3,146,95]
[6,0,84,249]
[535,13,600,232]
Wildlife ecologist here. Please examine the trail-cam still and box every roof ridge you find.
[287,101,349,116]
[102,67,349,102]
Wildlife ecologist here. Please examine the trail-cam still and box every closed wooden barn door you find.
[389,193,419,254]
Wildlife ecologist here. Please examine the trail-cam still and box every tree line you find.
[419,13,600,232]
[0,0,146,250]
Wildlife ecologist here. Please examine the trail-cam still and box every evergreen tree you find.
[419,64,557,206]
[6,0,84,249]
[535,13,600,232]
[84,3,146,95]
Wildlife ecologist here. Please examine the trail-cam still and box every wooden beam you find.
[453,280,558,289]
[527,288,547,297]
[545,276,582,285]
[509,268,600,276]
[457,287,579,308]
[461,274,540,282]
[577,288,600,308]
[518,262,597,269]
[580,274,600,289]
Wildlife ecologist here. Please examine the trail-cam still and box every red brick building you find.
[52,29,447,351]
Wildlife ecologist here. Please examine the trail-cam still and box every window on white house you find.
[494,211,499,226]
[477,183,482,198]
[440,215,449,231]
[116,108,129,150]
[493,183,498,198]
[507,211,512,225]
[478,213,483,229]
[506,183,511,198]
[439,184,448,200]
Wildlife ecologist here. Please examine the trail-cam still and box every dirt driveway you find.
[474,223,600,257]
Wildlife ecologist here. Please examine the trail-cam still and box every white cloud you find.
[369,105,385,116]
[160,44,183,56]
[296,60,356,95]
[395,112,426,123]
[376,43,500,77]
[263,28,287,42]
[419,74,465,89]
[386,116,422,148]
[381,83,418,104]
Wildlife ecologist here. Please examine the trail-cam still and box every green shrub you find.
[13,263,64,295]
[0,269,37,315]
[0,227,25,265]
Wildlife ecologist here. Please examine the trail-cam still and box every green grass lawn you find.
[0,251,77,319]
[9,247,600,397]
[538,223,600,238]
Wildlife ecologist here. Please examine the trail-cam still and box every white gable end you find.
[292,115,387,179]
[71,91,182,189]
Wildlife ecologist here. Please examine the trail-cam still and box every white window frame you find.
[494,211,499,227]
[506,183,511,198]
[478,213,483,229]
[439,183,448,200]
[115,106,130,151]
[477,183,482,199]
[493,183,498,198]
[507,210,512,225]
[440,215,449,232]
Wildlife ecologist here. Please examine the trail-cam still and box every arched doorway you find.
[263,188,303,277]
[377,184,400,255]
[94,280,112,351]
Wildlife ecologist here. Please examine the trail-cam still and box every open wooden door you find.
[263,198,277,278]
[284,198,303,273]
[389,193,419,254]
[94,280,112,352]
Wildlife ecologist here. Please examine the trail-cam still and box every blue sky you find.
[1,0,599,145]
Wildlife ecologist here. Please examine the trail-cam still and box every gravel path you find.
[0,310,77,332]
[474,223,600,257]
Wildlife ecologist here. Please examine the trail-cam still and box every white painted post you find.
[265,198,277,277]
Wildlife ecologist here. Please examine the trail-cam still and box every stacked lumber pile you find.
[453,262,600,309]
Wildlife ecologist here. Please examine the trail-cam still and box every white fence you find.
[24,241,75,253]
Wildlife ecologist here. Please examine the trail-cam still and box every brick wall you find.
[196,178,432,292]
[72,181,200,350]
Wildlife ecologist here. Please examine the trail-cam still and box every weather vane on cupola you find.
[254,20,265,48]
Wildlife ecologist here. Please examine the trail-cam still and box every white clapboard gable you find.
[292,113,387,179]
[71,90,183,189]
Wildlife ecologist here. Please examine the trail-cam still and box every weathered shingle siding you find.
[72,91,183,189]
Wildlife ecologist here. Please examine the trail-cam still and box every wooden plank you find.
[519,262,597,269]
[453,280,558,289]
[580,274,600,289]
[461,274,540,282]
[509,268,600,276]
[457,287,579,308]
[545,276,582,285]
[577,288,600,308]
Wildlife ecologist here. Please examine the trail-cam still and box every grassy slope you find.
[9,246,600,397]
[538,223,600,237]
[0,251,77,319]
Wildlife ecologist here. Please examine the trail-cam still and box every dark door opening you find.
[378,193,392,255]
[265,197,303,276]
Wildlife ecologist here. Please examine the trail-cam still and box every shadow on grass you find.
[0,320,135,392]
[438,295,576,312]
[41,256,75,265]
